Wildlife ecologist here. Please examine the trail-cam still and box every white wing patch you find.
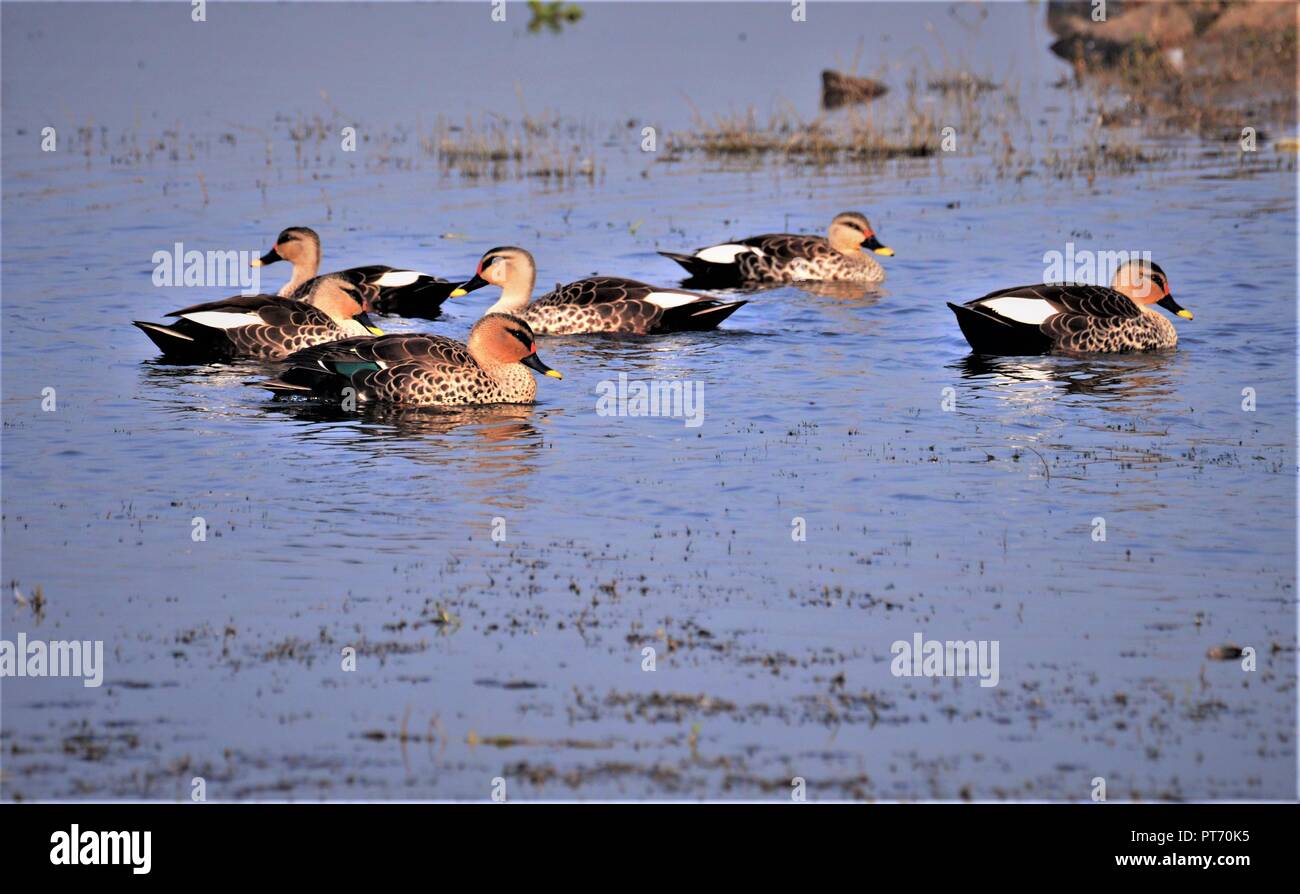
[696,244,761,264]
[644,291,705,309]
[980,297,1057,325]
[180,311,264,330]
[374,270,425,288]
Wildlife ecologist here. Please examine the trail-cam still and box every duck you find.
[948,259,1192,355]
[657,211,893,286]
[449,247,747,336]
[253,226,481,320]
[133,291,383,363]
[261,313,561,407]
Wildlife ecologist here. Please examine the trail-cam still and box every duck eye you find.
[505,328,533,350]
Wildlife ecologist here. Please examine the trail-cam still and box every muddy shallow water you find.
[2,2,1295,800]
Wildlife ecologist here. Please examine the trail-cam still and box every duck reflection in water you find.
[954,351,1182,402]
[263,398,547,451]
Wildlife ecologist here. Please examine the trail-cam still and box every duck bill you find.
[862,234,894,257]
[520,352,562,379]
[251,247,281,268]
[449,273,489,299]
[354,311,384,336]
[1157,294,1193,320]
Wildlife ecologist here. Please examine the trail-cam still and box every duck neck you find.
[486,274,534,316]
[278,254,321,298]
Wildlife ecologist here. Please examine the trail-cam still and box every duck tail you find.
[374,277,455,321]
[947,302,1051,356]
[259,361,352,398]
[657,251,738,285]
[661,299,748,332]
[133,320,217,361]
[260,377,315,396]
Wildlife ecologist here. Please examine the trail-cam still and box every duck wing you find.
[951,283,1141,356]
[1033,285,1151,354]
[292,267,455,319]
[166,293,303,323]
[284,333,471,372]
[272,333,484,404]
[532,277,744,334]
[153,294,342,359]
[740,233,830,261]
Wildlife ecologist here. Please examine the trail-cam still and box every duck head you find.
[829,211,893,257]
[311,285,382,336]
[252,226,321,272]
[1112,259,1191,320]
[452,246,536,314]
[469,313,561,379]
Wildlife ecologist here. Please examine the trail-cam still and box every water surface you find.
[2,2,1295,800]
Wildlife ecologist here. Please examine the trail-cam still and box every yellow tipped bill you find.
[1157,294,1192,321]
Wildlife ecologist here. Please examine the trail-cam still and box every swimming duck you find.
[262,313,561,407]
[948,259,1192,355]
[133,291,383,363]
[253,226,480,320]
[450,247,747,335]
[657,211,893,286]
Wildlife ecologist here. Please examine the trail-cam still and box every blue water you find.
[2,2,1295,800]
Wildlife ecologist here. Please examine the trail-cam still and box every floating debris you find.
[527,1,583,35]
[12,584,46,623]
[821,69,889,109]
[927,72,999,95]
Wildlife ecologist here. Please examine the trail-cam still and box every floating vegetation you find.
[665,108,937,164]
[11,583,46,623]
[424,113,601,183]
[527,1,583,35]
[466,730,610,749]
[927,71,1000,96]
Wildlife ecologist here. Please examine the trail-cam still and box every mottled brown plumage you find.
[454,247,747,336]
[658,211,893,286]
[133,292,377,362]
[948,259,1191,356]
[263,313,562,407]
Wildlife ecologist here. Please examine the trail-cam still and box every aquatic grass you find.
[666,106,937,164]
[422,112,601,183]
[927,71,1000,96]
